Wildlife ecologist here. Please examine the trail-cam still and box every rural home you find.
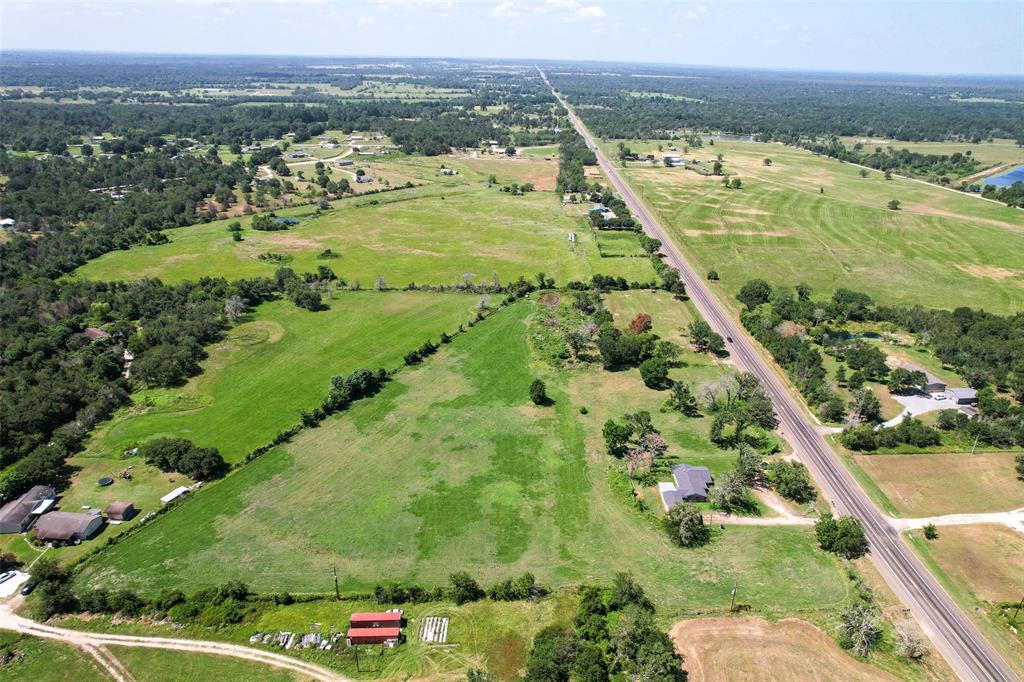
[658,464,714,510]
[0,218,15,228]
[664,155,685,167]
[83,327,110,341]
[336,160,354,167]
[356,175,374,183]
[0,485,56,534]
[34,511,104,542]
[105,501,137,521]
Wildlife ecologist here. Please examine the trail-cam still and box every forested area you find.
[549,68,1024,142]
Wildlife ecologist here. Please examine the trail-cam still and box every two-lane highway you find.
[541,68,1018,682]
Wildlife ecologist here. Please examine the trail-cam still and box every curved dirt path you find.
[892,507,1024,534]
[0,600,346,682]
[705,489,815,526]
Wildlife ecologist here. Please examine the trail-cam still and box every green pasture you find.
[72,182,654,287]
[0,634,108,682]
[607,139,1024,313]
[84,292,479,464]
[80,297,849,618]
[107,647,299,682]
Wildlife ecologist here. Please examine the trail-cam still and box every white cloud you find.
[493,0,604,22]
[685,4,707,20]
[357,15,376,26]
[576,5,604,20]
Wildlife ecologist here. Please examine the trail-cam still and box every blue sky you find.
[1,0,1022,76]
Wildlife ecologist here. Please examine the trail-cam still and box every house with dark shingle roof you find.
[0,485,56,534]
[658,464,714,510]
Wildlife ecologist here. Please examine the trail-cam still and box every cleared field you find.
[85,292,479,463]
[73,185,653,287]
[852,452,1024,516]
[838,137,1024,172]
[108,647,302,682]
[669,617,898,682]
[609,139,1024,313]
[909,524,1024,603]
[0,634,108,682]
[79,298,849,617]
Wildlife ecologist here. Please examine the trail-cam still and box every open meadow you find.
[106,647,302,682]
[73,155,653,287]
[84,292,479,463]
[0,634,109,682]
[605,139,1024,313]
[78,296,849,619]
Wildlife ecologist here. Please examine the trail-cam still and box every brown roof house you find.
[34,511,103,543]
[105,501,137,521]
[0,485,56,534]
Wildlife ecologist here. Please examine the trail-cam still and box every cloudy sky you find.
[1,0,1022,76]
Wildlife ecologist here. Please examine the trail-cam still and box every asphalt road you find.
[541,69,1019,682]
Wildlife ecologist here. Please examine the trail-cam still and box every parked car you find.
[20,580,36,596]
[0,571,16,584]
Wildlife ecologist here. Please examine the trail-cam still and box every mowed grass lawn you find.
[84,292,479,463]
[73,181,653,287]
[609,139,1024,313]
[80,297,849,618]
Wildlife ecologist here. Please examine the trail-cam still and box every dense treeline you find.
[549,68,1024,142]
[803,138,980,180]
[555,130,597,193]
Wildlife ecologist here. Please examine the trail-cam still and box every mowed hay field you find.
[79,297,849,617]
[73,155,653,287]
[610,139,1024,313]
[84,292,479,463]
[852,452,1024,516]
[837,137,1024,174]
[669,617,898,682]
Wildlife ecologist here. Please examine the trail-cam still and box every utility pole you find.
[1012,593,1024,622]
[730,586,737,611]
[332,565,340,601]
[971,433,980,455]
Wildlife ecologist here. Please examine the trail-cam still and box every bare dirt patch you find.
[682,228,791,238]
[670,616,898,682]
[953,263,1022,281]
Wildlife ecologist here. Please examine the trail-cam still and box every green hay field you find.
[0,634,109,682]
[607,139,1024,313]
[107,647,299,682]
[79,296,849,618]
[73,187,652,288]
[84,291,480,464]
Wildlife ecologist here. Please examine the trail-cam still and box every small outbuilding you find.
[0,218,15,228]
[83,327,110,341]
[105,501,137,522]
[0,485,56,534]
[34,511,103,542]
[350,611,403,628]
[160,486,190,505]
[347,627,401,646]
[947,387,978,405]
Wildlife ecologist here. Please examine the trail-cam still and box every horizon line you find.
[2,48,1022,82]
